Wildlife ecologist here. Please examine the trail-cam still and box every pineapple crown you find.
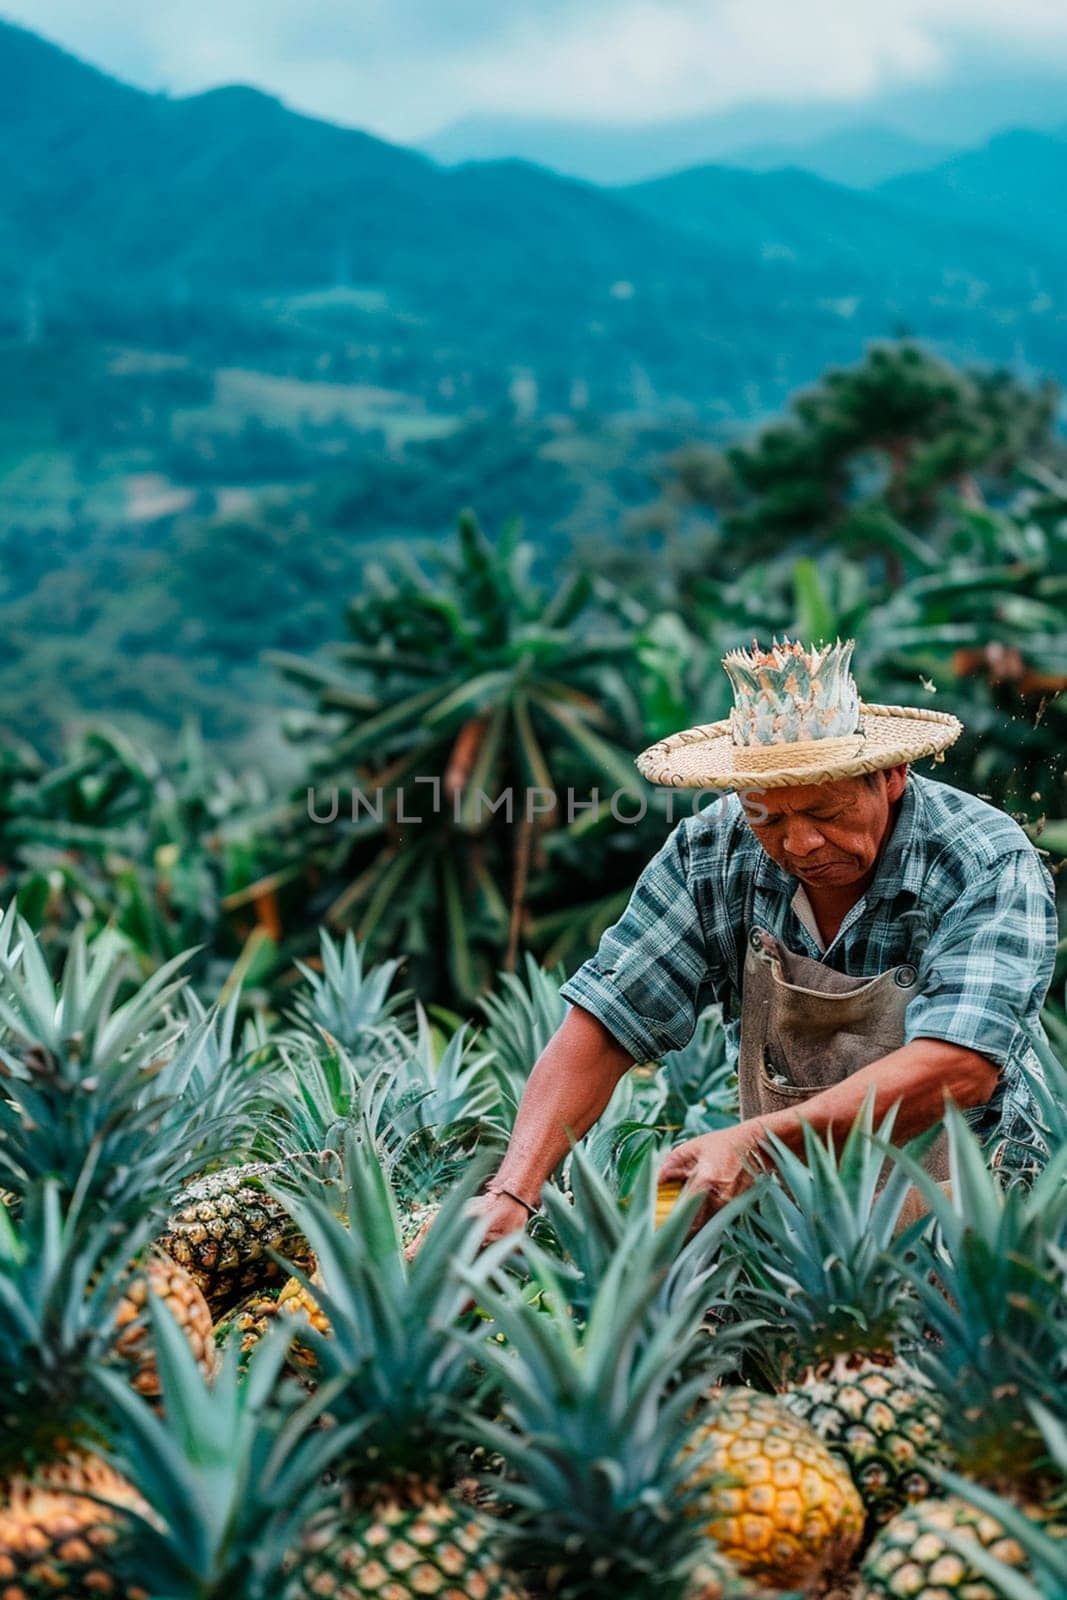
[94,1306,350,1600]
[0,1180,157,1475]
[729,1100,930,1381]
[722,636,861,747]
[462,1187,738,1600]
[888,1107,1067,1489]
[273,1125,497,1490]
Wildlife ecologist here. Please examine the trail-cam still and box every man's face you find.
[739,765,909,889]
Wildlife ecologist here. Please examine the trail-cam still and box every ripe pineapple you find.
[158,1160,315,1314]
[467,1161,755,1600]
[729,1104,949,1525]
[0,1454,149,1600]
[655,1178,685,1228]
[113,1250,218,1396]
[276,1126,522,1600]
[859,1110,1067,1598]
[689,1388,864,1590]
[0,1184,161,1599]
[214,1266,330,1378]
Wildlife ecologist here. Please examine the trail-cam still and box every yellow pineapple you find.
[0,1452,149,1600]
[157,1161,314,1315]
[214,1265,330,1374]
[859,1110,1067,1599]
[689,1388,865,1590]
[655,1179,685,1228]
[113,1251,218,1397]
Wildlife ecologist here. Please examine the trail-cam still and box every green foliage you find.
[0,340,1063,1012]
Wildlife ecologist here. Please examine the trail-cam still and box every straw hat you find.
[635,638,962,791]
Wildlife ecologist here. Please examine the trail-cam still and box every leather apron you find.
[738,925,949,1214]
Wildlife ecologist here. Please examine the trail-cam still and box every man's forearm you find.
[746,1037,1000,1157]
[492,1004,634,1204]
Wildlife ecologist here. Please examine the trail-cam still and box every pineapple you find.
[0,1454,149,1600]
[214,1268,330,1375]
[113,1250,218,1396]
[859,1109,1067,1599]
[916,1403,1067,1600]
[465,1175,745,1600]
[729,1104,949,1525]
[655,1178,686,1228]
[275,1126,524,1600]
[0,1184,160,1598]
[158,1159,316,1315]
[213,1284,284,1359]
[861,1495,1040,1600]
[291,1483,522,1600]
[689,1388,864,1590]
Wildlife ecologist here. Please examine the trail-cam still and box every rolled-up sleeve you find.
[904,849,1057,1073]
[558,823,719,1063]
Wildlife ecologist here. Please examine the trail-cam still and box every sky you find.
[6,0,1067,143]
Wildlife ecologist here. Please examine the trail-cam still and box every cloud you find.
[6,0,1067,141]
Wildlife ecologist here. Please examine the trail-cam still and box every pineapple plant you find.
[0,1182,159,1598]
[289,927,412,1052]
[0,911,269,1245]
[465,1168,743,1600]
[0,921,192,1217]
[859,1109,1067,1598]
[0,917,260,1594]
[535,1143,752,1333]
[92,1303,356,1600]
[271,1125,526,1599]
[728,1103,949,1526]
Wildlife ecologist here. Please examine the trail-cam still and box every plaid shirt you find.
[560,772,1058,1166]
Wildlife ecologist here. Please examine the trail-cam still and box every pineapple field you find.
[1,911,1065,1600]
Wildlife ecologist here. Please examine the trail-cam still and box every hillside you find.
[4,20,1067,418]
[617,162,1044,287]
[879,127,1067,249]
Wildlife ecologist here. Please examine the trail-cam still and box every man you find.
[474,637,1057,1241]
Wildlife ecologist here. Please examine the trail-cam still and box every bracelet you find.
[485,1184,539,1217]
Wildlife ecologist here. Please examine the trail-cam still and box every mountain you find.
[723,126,950,190]
[421,66,1067,185]
[878,127,1067,248]
[3,20,1067,419]
[617,163,1037,287]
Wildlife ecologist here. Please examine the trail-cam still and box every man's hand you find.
[404,1190,530,1264]
[464,1190,533,1246]
[657,1125,763,1232]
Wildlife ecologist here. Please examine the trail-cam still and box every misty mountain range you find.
[4,19,1067,416]
[421,63,1067,187]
